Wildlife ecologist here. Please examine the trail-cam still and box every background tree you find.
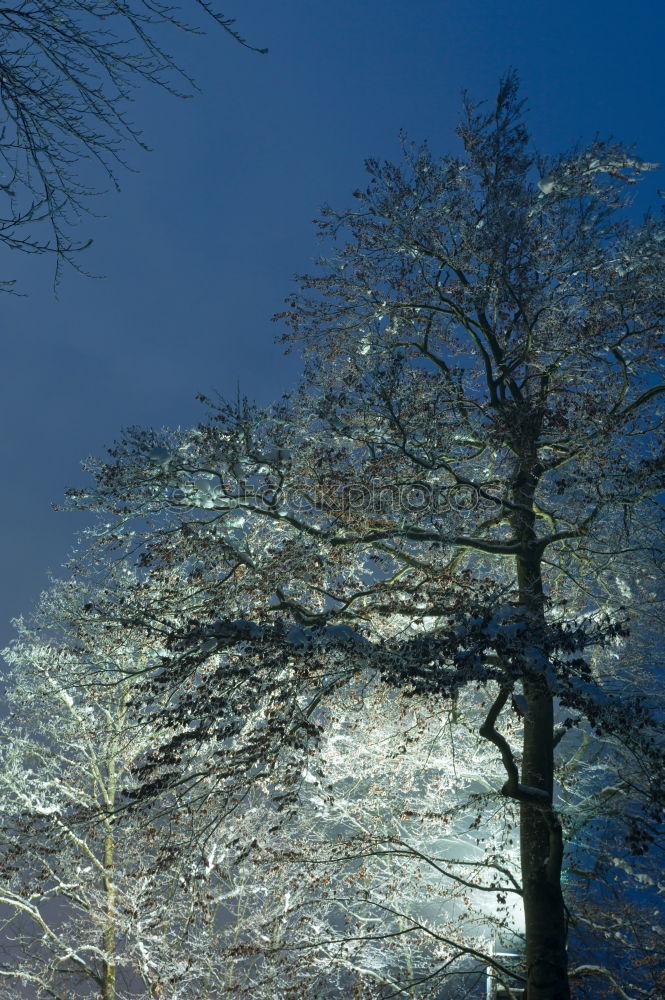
[0,572,299,1000]
[269,667,664,999]
[265,678,526,998]
[63,75,665,999]
[0,1,265,277]
[3,584,660,999]
[560,617,665,1000]
[0,571,520,1000]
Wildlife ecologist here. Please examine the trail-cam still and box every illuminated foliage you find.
[57,74,665,998]
[0,573,288,999]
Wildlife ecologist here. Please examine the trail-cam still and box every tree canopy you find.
[10,74,665,998]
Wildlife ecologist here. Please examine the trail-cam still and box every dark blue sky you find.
[1,0,663,648]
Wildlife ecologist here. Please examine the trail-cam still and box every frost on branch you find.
[56,73,665,1000]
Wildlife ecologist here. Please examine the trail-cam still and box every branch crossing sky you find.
[1,0,662,650]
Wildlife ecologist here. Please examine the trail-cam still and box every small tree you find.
[0,572,293,1000]
[65,75,665,998]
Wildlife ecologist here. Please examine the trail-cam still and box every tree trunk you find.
[520,684,569,999]
[101,745,120,1000]
[517,545,570,1000]
[101,828,116,1000]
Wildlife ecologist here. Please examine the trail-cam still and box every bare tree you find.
[0,572,294,1000]
[0,1,265,277]
[264,679,525,998]
[269,670,664,999]
[34,562,661,998]
[63,74,665,999]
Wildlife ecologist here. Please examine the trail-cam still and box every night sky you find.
[1,0,663,650]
